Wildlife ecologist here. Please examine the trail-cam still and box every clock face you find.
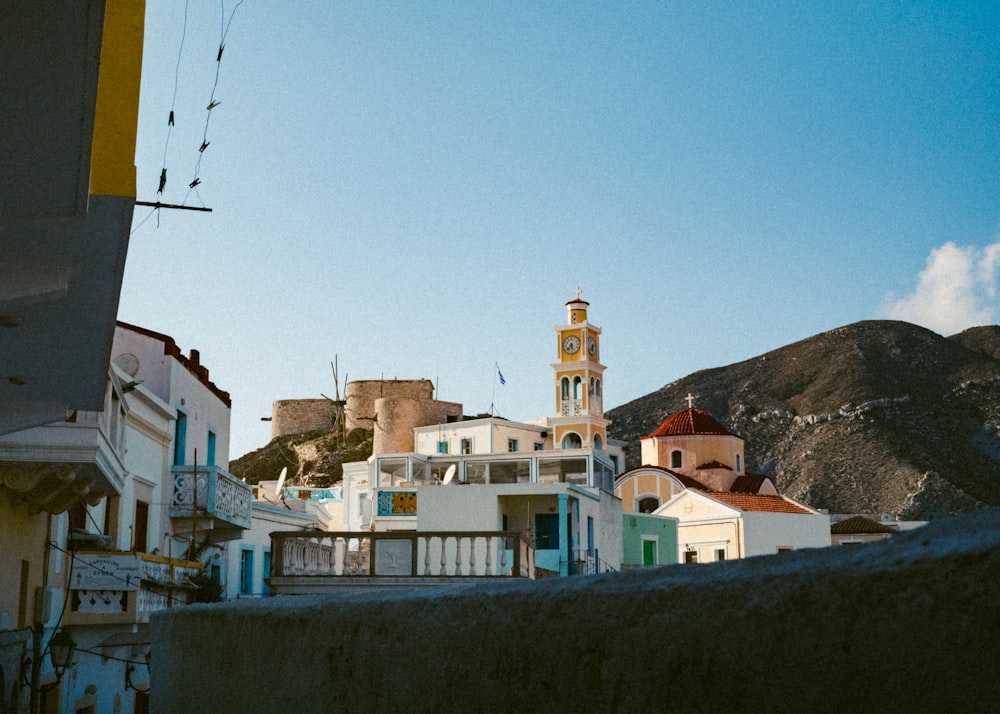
[587,337,597,355]
[563,335,581,354]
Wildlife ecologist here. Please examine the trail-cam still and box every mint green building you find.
[622,513,679,566]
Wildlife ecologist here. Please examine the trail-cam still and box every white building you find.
[2,322,253,714]
[328,293,626,582]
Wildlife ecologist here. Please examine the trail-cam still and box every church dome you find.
[649,407,740,438]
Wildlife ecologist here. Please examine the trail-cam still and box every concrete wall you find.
[742,511,831,557]
[270,399,338,440]
[150,510,1000,713]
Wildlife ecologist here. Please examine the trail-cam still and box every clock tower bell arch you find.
[551,288,608,450]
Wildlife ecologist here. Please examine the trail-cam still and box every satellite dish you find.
[442,465,456,485]
[113,353,140,377]
[275,467,288,498]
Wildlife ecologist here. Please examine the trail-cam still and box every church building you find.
[615,400,829,561]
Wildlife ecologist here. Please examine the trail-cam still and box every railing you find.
[170,464,253,529]
[567,549,616,576]
[270,531,535,580]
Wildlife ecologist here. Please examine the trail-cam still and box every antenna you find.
[442,464,456,485]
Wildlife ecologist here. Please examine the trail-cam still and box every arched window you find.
[670,450,682,469]
[595,379,601,397]
[593,434,603,452]
[561,377,570,400]
[638,496,659,513]
[736,453,742,473]
[589,377,595,395]
[572,376,582,399]
[561,432,582,449]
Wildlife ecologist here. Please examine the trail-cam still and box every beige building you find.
[616,399,828,561]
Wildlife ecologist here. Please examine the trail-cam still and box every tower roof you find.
[648,407,741,439]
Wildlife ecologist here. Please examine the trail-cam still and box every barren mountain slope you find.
[607,321,1000,518]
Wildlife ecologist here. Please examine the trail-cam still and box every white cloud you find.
[882,240,1000,335]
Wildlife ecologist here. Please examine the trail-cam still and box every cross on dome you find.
[685,393,696,409]
[573,286,582,300]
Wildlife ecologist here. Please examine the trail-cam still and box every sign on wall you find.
[72,553,141,591]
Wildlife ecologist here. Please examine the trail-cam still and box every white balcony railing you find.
[270,531,535,583]
[170,464,253,530]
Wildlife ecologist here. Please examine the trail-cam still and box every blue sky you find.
[119,1,1000,460]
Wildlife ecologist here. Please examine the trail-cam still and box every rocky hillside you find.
[607,320,1000,519]
[229,428,373,488]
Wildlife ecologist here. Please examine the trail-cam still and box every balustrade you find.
[271,531,535,580]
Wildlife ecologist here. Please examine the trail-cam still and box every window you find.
[776,546,793,554]
[587,517,594,556]
[261,549,271,596]
[715,548,726,561]
[534,442,544,451]
[736,453,741,474]
[595,379,601,397]
[207,429,217,466]
[133,500,149,553]
[589,377,595,395]
[508,438,519,452]
[684,550,699,564]
[68,502,87,532]
[638,497,660,513]
[460,438,472,455]
[593,434,603,452]
[103,495,120,544]
[670,450,683,469]
[437,441,448,454]
[573,377,582,399]
[561,433,582,449]
[561,377,570,400]
[173,409,187,465]
[239,548,255,595]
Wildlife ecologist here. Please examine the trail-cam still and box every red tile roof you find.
[729,474,775,493]
[705,492,814,514]
[830,515,897,534]
[697,460,732,471]
[648,407,742,439]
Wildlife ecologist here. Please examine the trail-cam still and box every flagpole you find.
[490,362,497,416]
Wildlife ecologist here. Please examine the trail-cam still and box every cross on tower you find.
[573,286,582,300]
[685,393,696,409]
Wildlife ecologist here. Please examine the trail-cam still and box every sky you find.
[118,1,1000,460]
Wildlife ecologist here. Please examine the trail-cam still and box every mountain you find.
[606,321,1000,519]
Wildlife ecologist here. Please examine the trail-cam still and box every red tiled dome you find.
[649,407,740,438]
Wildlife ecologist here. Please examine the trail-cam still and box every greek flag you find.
[497,365,506,385]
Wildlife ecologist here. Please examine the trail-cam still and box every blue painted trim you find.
[558,493,568,577]
[568,484,601,501]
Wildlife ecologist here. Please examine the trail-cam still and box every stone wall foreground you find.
[152,510,1000,713]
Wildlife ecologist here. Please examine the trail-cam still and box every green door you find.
[642,539,657,565]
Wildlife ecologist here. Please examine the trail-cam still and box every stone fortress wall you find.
[270,399,338,439]
[271,379,462,446]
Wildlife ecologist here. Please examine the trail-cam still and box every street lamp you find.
[48,630,76,681]
[125,650,151,693]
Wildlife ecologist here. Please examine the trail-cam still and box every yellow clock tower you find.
[551,288,609,451]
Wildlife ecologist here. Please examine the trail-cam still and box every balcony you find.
[62,551,203,626]
[0,409,126,513]
[268,531,536,595]
[169,464,253,540]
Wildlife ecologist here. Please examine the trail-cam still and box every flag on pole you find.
[497,364,506,385]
